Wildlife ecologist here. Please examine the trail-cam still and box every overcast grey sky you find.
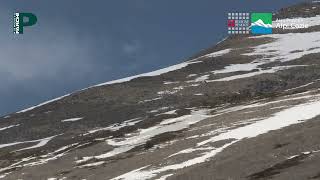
[0,0,305,116]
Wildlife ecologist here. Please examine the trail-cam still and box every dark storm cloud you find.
[0,0,305,116]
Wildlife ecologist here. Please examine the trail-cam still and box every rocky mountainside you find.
[1,1,320,180]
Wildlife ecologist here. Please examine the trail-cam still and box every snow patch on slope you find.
[202,49,231,58]
[61,117,83,122]
[84,118,142,135]
[0,124,20,131]
[93,61,202,87]
[0,135,60,150]
[77,109,211,164]
[16,94,70,114]
[245,31,320,62]
[209,66,303,82]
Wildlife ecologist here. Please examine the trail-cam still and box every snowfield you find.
[112,93,320,180]
[246,32,320,62]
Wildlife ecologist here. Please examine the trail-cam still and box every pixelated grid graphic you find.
[227,12,250,34]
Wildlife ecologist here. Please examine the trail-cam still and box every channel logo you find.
[227,12,273,35]
[251,13,272,34]
[13,12,37,34]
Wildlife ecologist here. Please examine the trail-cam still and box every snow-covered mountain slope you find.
[1,2,320,180]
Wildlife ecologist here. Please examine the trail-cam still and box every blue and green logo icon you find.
[13,12,37,34]
[251,13,272,34]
